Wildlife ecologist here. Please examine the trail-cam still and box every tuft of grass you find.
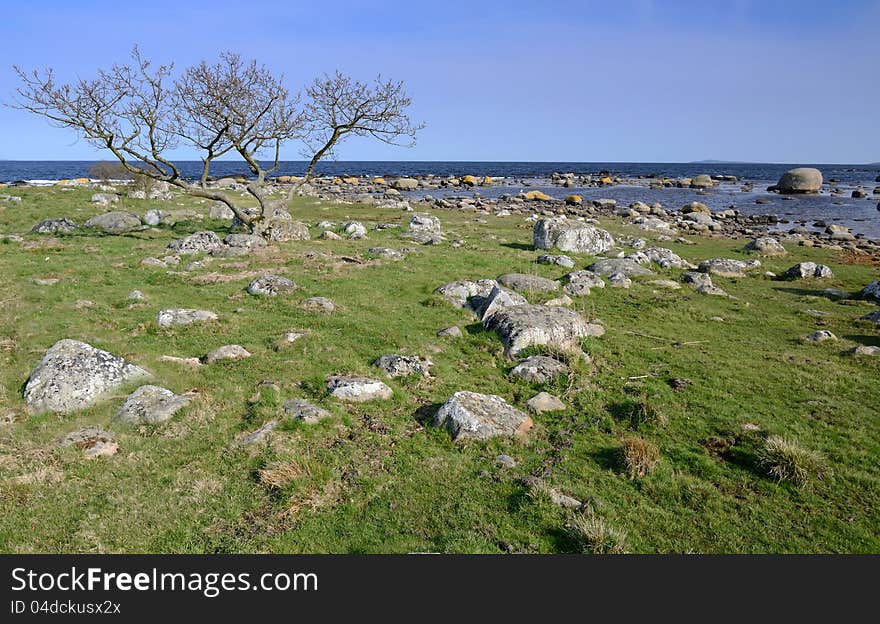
[758,435,831,487]
[613,396,668,429]
[619,436,661,479]
[570,513,628,554]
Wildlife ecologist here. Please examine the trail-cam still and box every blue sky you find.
[1,0,878,163]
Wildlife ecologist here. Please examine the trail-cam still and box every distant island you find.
[688,159,758,164]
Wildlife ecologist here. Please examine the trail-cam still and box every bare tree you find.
[12,47,300,233]
[298,71,423,182]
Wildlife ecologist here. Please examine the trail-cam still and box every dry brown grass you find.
[619,435,660,479]
[569,513,628,554]
[838,249,880,267]
[257,459,310,490]
[758,435,831,487]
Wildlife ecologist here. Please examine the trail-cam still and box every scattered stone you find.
[300,297,336,313]
[860,281,880,301]
[156,309,218,327]
[564,270,605,296]
[527,392,566,413]
[745,237,788,257]
[498,273,559,293]
[435,279,499,309]
[510,355,570,383]
[697,284,729,297]
[158,355,202,367]
[485,305,602,357]
[112,385,191,424]
[698,258,760,278]
[521,476,582,509]
[58,427,118,459]
[247,275,297,296]
[405,213,442,244]
[343,221,367,239]
[784,262,834,279]
[853,345,880,356]
[608,272,632,288]
[31,218,78,235]
[669,378,692,392]
[496,454,517,468]
[238,420,279,445]
[282,399,331,423]
[127,290,145,300]
[533,217,615,254]
[23,339,150,414]
[587,258,653,277]
[861,310,880,324]
[437,326,463,338]
[682,271,713,288]
[204,345,251,364]
[648,279,681,290]
[802,330,837,343]
[224,233,267,249]
[166,230,223,254]
[369,247,406,260]
[373,354,432,378]
[83,211,142,234]
[536,253,575,268]
[326,376,393,402]
[31,278,59,286]
[433,391,533,442]
[209,202,235,219]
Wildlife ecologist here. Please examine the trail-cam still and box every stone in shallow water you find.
[326,376,393,402]
[433,391,533,442]
[112,385,190,424]
[156,309,218,327]
[282,399,331,423]
[24,339,150,414]
[483,304,603,358]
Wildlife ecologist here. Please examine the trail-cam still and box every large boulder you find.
[772,168,823,194]
[533,218,615,255]
[166,230,223,254]
[474,285,528,321]
[83,211,142,234]
[483,304,604,357]
[112,385,190,424]
[433,391,533,442]
[783,262,833,279]
[392,178,419,190]
[23,339,150,414]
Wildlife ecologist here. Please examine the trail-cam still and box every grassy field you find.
[0,185,878,553]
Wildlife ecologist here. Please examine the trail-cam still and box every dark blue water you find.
[1,160,878,185]
[2,160,879,238]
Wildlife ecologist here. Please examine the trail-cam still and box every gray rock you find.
[282,399,331,424]
[682,271,714,288]
[57,427,118,458]
[369,247,406,260]
[745,237,788,257]
[588,258,654,277]
[608,272,632,288]
[527,391,566,413]
[166,230,223,254]
[238,420,279,445]
[640,247,691,269]
[127,290,144,300]
[773,167,823,193]
[474,285,528,322]
[225,233,267,249]
[485,304,603,357]
[437,326,463,338]
[860,281,880,301]
[23,339,150,414]
[209,202,235,219]
[204,345,251,364]
[435,279,499,309]
[247,275,297,296]
[300,297,336,313]
[697,283,729,296]
[648,279,681,290]
[510,355,569,383]
[698,258,761,278]
[564,270,605,296]
[327,376,393,402]
[498,273,559,293]
[802,330,837,343]
[533,217,615,254]
[784,262,834,280]
[90,193,118,206]
[343,221,367,239]
[156,309,218,327]
[252,218,311,242]
[83,211,142,234]
[392,178,419,190]
[536,253,575,268]
[860,310,880,324]
[112,385,190,424]
[373,354,432,378]
[433,391,533,442]
[853,345,880,356]
[31,218,78,234]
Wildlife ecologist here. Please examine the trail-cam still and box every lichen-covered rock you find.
[247,275,297,296]
[156,309,218,327]
[536,254,575,268]
[166,230,223,254]
[784,262,834,279]
[282,399,331,424]
[300,297,336,313]
[83,211,142,234]
[204,344,251,364]
[498,273,559,293]
[224,233,267,249]
[527,392,566,413]
[343,221,367,239]
[435,279,499,309]
[564,270,605,296]
[112,385,190,424]
[639,247,691,269]
[473,285,528,321]
[698,258,761,278]
[326,376,393,402]
[682,271,714,288]
[745,237,788,257]
[373,354,432,378]
[58,427,118,459]
[31,218,78,235]
[24,339,150,414]
[252,217,311,242]
[484,304,603,357]
[510,355,569,383]
[587,258,653,277]
[433,391,533,442]
[533,218,614,254]
[523,190,552,201]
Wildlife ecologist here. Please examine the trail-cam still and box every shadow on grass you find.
[771,286,844,299]
[590,446,622,472]
[500,242,534,251]
[843,334,880,347]
[412,402,444,425]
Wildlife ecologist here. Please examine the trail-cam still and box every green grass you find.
[0,185,878,553]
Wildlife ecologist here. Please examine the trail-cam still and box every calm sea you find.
[2,160,879,238]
